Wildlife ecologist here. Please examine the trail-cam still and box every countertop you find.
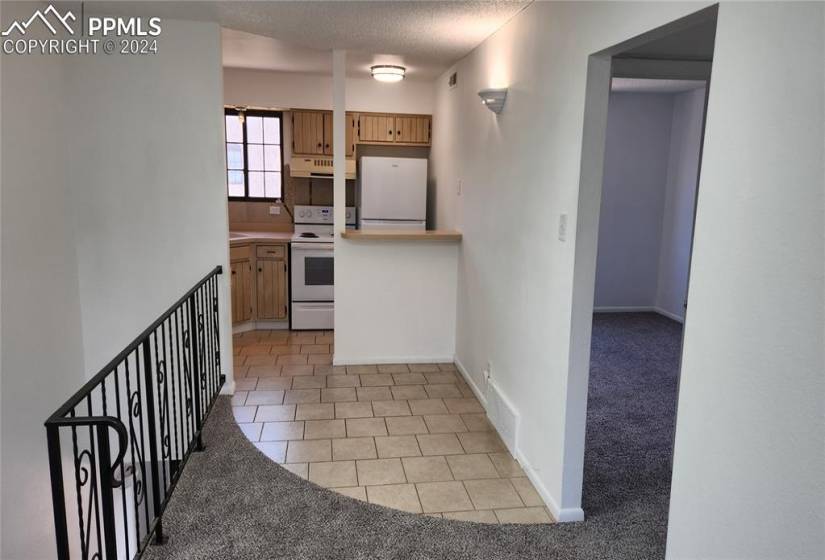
[340,229,462,241]
[229,231,294,247]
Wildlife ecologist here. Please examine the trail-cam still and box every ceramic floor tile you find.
[408,399,449,416]
[304,419,346,440]
[457,432,507,453]
[402,456,453,483]
[375,435,421,459]
[270,345,301,356]
[386,416,428,435]
[446,454,499,480]
[321,387,358,403]
[423,414,468,434]
[392,373,426,385]
[255,404,296,422]
[359,374,395,387]
[510,477,544,506]
[247,365,281,378]
[280,462,308,479]
[424,384,464,399]
[233,406,257,423]
[255,377,292,391]
[281,364,315,376]
[347,365,378,375]
[461,414,493,432]
[245,391,285,406]
[356,387,393,402]
[313,365,335,375]
[424,372,459,385]
[301,344,330,354]
[390,386,428,401]
[346,417,387,437]
[234,379,257,391]
[444,398,485,414]
[295,403,335,421]
[254,441,287,463]
[372,400,411,417]
[442,510,499,523]
[494,507,553,524]
[367,484,422,513]
[464,479,523,510]
[327,375,360,388]
[335,486,367,501]
[286,439,331,463]
[308,461,357,488]
[332,437,377,461]
[335,401,374,419]
[284,389,321,404]
[308,354,333,365]
[260,421,304,441]
[416,481,473,513]
[376,364,409,374]
[278,354,309,366]
[488,453,527,478]
[356,458,406,486]
[292,376,326,389]
[238,422,263,441]
[244,355,278,367]
[407,364,441,373]
[417,434,465,456]
[231,391,248,406]
[438,363,458,372]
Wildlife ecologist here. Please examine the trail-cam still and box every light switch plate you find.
[558,213,568,241]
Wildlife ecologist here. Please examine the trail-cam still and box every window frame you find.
[225,107,285,202]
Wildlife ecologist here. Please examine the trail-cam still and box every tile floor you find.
[232,330,554,524]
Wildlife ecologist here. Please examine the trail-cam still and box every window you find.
[224,108,283,200]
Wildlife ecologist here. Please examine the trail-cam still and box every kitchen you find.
[226,59,446,335]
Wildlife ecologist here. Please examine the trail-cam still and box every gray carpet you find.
[145,313,682,560]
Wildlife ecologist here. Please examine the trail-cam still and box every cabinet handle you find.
[317,142,322,148]
[258,268,262,272]
[231,270,236,275]
[325,144,329,149]
[388,130,393,135]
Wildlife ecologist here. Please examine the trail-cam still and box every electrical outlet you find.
[485,361,493,381]
[269,206,281,216]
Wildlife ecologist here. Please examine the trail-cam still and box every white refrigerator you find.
[359,156,427,230]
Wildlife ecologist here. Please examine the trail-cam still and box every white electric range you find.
[290,205,356,330]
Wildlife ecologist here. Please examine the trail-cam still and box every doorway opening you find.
[565,5,718,541]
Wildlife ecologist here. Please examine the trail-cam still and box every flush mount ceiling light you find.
[478,88,508,114]
[371,65,406,83]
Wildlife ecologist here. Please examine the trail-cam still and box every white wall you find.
[1,16,233,558]
[666,4,824,559]
[429,1,715,521]
[656,87,704,319]
[593,88,704,321]
[64,20,232,381]
[1,5,86,558]
[334,240,458,364]
[594,92,674,309]
[223,67,434,114]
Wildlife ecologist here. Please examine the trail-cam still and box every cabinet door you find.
[358,113,395,143]
[230,261,253,324]
[322,112,357,156]
[257,259,288,320]
[395,116,431,145]
[292,111,325,155]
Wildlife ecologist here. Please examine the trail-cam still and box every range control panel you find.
[294,205,356,226]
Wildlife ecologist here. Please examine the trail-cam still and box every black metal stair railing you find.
[45,266,225,560]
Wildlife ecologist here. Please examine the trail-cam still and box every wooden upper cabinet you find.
[321,112,357,157]
[395,115,431,144]
[292,111,325,155]
[358,113,395,143]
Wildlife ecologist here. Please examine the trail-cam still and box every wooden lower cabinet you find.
[230,260,253,324]
[230,242,289,325]
[256,259,288,320]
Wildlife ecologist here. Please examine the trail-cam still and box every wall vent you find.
[448,72,458,89]
[486,379,519,455]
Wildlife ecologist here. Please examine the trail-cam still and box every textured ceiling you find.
[611,78,707,94]
[89,1,531,80]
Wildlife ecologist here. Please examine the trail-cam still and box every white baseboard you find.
[220,379,236,395]
[332,355,455,366]
[454,357,487,408]
[456,356,584,523]
[515,450,585,523]
[593,305,684,323]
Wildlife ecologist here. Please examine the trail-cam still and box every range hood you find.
[290,157,356,180]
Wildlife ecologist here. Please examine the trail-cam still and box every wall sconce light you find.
[478,88,507,114]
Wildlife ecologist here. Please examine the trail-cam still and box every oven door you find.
[291,242,334,301]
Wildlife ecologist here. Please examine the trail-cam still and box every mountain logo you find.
[1,4,76,37]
